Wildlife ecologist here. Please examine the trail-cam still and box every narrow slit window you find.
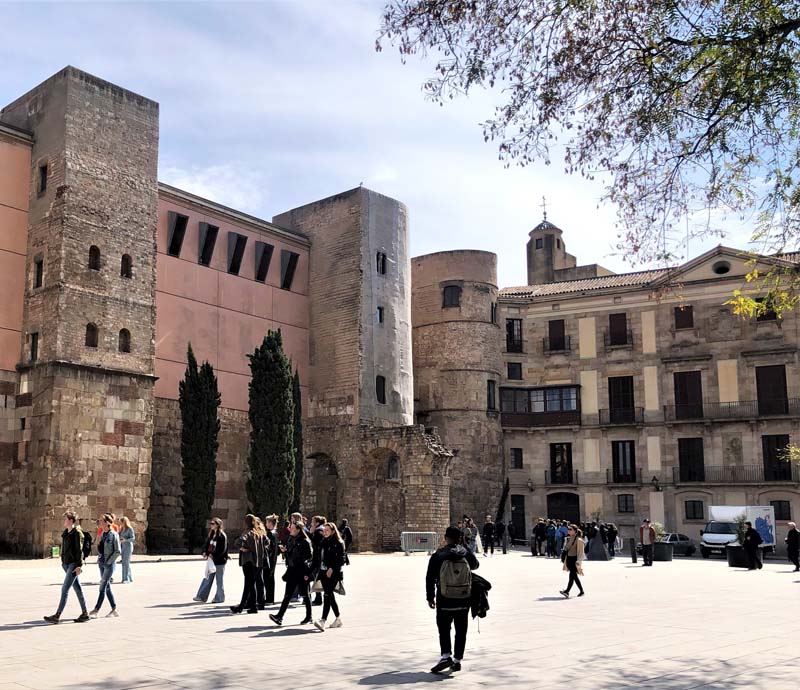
[376,252,387,275]
[167,212,189,257]
[38,164,48,195]
[255,241,274,282]
[227,232,247,275]
[30,332,39,363]
[198,223,219,267]
[120,254,132,279]
[376,375,386,404]
[118,329,131,353]
[280,250,299,290]
[85,323,98,348]
[377,306,385,324]
[88,245,101,271]
[33,256,43,288]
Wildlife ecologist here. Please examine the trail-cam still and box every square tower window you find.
[376,375,386,404]
[167,212,189,258]
[442,285,461,308]
[535,238,543,249]
[280,250,300,290]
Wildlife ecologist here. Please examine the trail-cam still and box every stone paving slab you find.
[1,551,799,689]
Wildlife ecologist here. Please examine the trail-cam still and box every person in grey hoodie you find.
[426,526,479,674]
[90,513,121,618]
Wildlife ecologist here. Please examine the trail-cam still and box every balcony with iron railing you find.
[545,469,578,485]
[603,329,633,349]
[606,467,642,484]
[597,407,645,425]
[543,335,571,354]
[506,338,524,353]
[501,410,581,428]
[672,464,800,484]
[664,398,800,422]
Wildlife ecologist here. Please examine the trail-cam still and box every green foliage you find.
[735,512,747,545]
[247,330,295,519]
[289,368,303,514]
[652,521,666,540]
[179,344,221,553]
[379,1,800,272]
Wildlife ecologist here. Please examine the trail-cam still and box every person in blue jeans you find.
[44,511,91,624]
[119,516,135,583]
[194,518,228,603]
[90,513,121,618]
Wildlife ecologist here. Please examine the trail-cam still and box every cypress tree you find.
[180,344,221,553]
[247,330,295,518]
[289,368,303,514]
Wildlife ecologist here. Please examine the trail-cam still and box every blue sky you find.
[0,1,755,287]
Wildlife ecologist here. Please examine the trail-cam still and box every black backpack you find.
[82,531,93,559]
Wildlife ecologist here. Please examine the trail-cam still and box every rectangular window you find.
[756,298,777,322]
[506,318,523,352]
[491,302,498,324]
[608,376,635,423]
[443,285,461,308]
[30,332,39,363]
[377,306,385,324]
[507,362,522,380]
[487,380,497,410]
[38,164,48,195]
[762,434,791,481]
[547,319,566,351]
[197,222,219,266]
[617,494,634,513]
[376,375,386,404]
[167,212,189,257]
[376,252,387,275]
[280,250,299,290]
[510,495,526,541]
[611,440,636,483]
[678,438,705,482]
[254,241,274,282]
[33,257,43,289]
[685,500,704,521]
[608,313,628,346]
[674,370,703,419]
[535,238,543,249]
[227,232,247,275]
[549,443,573,483]
[756,365,788,415]
[674,305,694,329]
[510,448,523,470]
[770,500,791,521]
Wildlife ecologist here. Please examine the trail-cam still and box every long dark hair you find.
[291,521,312,547]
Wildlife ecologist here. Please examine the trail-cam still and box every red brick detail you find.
[115,420,145,436]
[103,432,124,447]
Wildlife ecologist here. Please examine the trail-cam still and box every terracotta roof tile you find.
[500,269,668,299]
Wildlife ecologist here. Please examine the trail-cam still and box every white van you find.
[699,506,776,558]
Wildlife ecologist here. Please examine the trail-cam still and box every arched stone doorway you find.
[547,492,580,524]
[362,447,404,551]
[304,453,338,523]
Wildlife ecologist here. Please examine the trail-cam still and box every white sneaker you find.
[313,619,326,632]
[330,617,343,629]
[88,609,99,619]
[106,609,119,618]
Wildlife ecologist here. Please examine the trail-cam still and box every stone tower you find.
[526,219,577,285]
[411,250,504,520]
[0,67,158,555]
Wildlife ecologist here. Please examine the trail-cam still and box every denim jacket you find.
[98,529,121,566]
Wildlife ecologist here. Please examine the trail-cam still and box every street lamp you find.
[651,476,662,492]
[526,478,535,492]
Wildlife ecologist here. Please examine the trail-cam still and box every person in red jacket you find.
[639,519,656,566]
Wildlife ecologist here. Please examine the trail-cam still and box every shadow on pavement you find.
[0,620,49,631]
[147,602,197,608]
[359,671,451,685]
[535,596,567,601]
[255,627,316,637]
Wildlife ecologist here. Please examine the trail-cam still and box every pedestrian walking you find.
[742,521,763,570]
[466,518,478,553]
[559,524,585,598]
[482,515,495,557]
[639,519,655,567]
[426,525,479,674]
[340,518,354,553]
[118,516,135,583]
[606,523,618,558]
[506,521,517,546]
[555,521,568,555]
[253,516,269,609]
[786,522,799,571]
[44,511,91,624]
[313,522,346,631]
[194,518,228,603]
[90,513,121,618]
[546,520,557,558]
[310,515,326,606]
[264,515,279,605]
[269,522,313,626]
[230,514,266,614]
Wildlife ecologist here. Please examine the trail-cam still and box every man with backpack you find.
[425,526,479,674]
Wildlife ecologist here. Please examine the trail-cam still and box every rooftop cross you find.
[540,195,548,221]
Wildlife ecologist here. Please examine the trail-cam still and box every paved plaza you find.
[1,550,798,690]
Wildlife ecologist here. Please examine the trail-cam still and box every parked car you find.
[636,533,696,557]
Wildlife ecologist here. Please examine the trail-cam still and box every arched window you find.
[376,252,387,275]
[442,285,462,308]
[387,456,399,480]
[120,254,132,279]
[118,328,131,353]
[85,323,98,348]
[88,246,101,271]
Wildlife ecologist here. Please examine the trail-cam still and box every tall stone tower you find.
[411,250,504,520]
[526,219,577,285]
[0,67,158,554]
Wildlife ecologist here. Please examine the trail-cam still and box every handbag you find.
[335,580,346,596]
[204,558,217,577]
[311,578,324,593]
[577,563,584,576]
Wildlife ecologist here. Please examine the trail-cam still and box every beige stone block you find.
[580,370,598,414]
[583,438,600,472]
[649,491,665,524]
[717,359,739,402]
[647,436,661,471]
[641,311,657,353]
[583,492,603,520]
[105,418,115,433]
[578,317,596,359]
[644,365,659,411]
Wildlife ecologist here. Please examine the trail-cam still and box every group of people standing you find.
[44,510,136,624]
[193,511,352,632]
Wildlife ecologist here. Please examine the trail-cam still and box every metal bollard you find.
[629,537,637,563]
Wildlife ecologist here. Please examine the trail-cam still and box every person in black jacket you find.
[269,522,313,626]
[263,515,279,605]
[230,515,266,614]
[426,526,479,674]
[786,521,799,571]
[482,515,495,557]
[313,522,346,631]
[742,521,763,570]
[194,518,228,603]
[44,511,91,624]
[310,515,326,606]
[340,518,354,552]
